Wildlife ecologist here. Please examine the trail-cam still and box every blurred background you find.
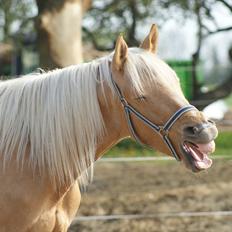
[1,0,232,231]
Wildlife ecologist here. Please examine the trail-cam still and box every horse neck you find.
[95,83,129,160]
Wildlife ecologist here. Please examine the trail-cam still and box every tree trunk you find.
[127,0,139,46]
[191,0,203,99]
[35,0,91,69]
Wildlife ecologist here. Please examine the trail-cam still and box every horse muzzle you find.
[180,120,218,172]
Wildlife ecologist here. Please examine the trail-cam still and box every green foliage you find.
[214,131,232,152]
[105,138,155,157]
[83,0,164,49]
[83,0,232,51]
[0,0,36,42]
[225,94,232,107]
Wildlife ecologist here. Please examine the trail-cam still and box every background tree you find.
[161,0,232,102]
[82,0,165,50]
[0,0,231,106]
[83,0,232,56]
[0,0,35,75]
[35,0,91,69]
[0,0,35,42]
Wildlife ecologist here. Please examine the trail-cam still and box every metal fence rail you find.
[73,210,232,223]
[99,155,232,162]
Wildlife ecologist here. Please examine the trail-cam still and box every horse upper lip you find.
[183,122,218,144]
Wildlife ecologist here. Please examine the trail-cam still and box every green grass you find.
[214,131,232,156]
[105,131,232,157]
[225,94,232,107]
[105,139,155,157]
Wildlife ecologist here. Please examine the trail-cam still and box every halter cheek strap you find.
[110,74,196,161]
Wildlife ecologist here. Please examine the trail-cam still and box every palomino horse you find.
[0,25,217,231]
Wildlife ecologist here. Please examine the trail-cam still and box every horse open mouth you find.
[182,141,215,171]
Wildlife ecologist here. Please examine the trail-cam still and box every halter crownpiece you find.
[110,73,197,161]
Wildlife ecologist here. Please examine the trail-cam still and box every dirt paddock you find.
[69,158,232,232]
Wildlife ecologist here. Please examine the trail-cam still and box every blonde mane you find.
[0,48,174,188]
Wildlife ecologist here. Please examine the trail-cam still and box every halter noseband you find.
[110,74,196,161]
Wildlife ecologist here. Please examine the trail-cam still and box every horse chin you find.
[179,140,215,172]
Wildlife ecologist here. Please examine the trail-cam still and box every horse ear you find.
[112,35,128,71]
[140,24,158,53]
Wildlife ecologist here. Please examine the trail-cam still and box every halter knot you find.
[159,127,169,137]
[120,98,128,106]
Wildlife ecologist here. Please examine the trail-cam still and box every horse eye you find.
[135,96,146,101]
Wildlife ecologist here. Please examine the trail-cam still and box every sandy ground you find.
[69,159,232,232]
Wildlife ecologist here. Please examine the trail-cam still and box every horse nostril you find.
[184,125,203,136]
[184,126,198,135]
[193,126,199,134]
[207,119,216,125]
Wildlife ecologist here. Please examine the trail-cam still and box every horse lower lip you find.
[194,156,212,169]
[181,143,212,171]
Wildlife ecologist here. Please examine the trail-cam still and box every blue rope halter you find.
[110,74,196,161]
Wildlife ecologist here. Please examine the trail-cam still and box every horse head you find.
[109,24,218,172]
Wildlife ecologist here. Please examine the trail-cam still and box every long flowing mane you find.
[0,48,174,188]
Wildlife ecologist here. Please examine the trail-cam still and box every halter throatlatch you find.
[110,74,196,161]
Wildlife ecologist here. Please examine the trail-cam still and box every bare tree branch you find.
[202,24,211,34]
[191,74,232,110]
[192,0,204,98]
[217,0,232,12]
[82,26,113,51]
[204,26,232,37]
